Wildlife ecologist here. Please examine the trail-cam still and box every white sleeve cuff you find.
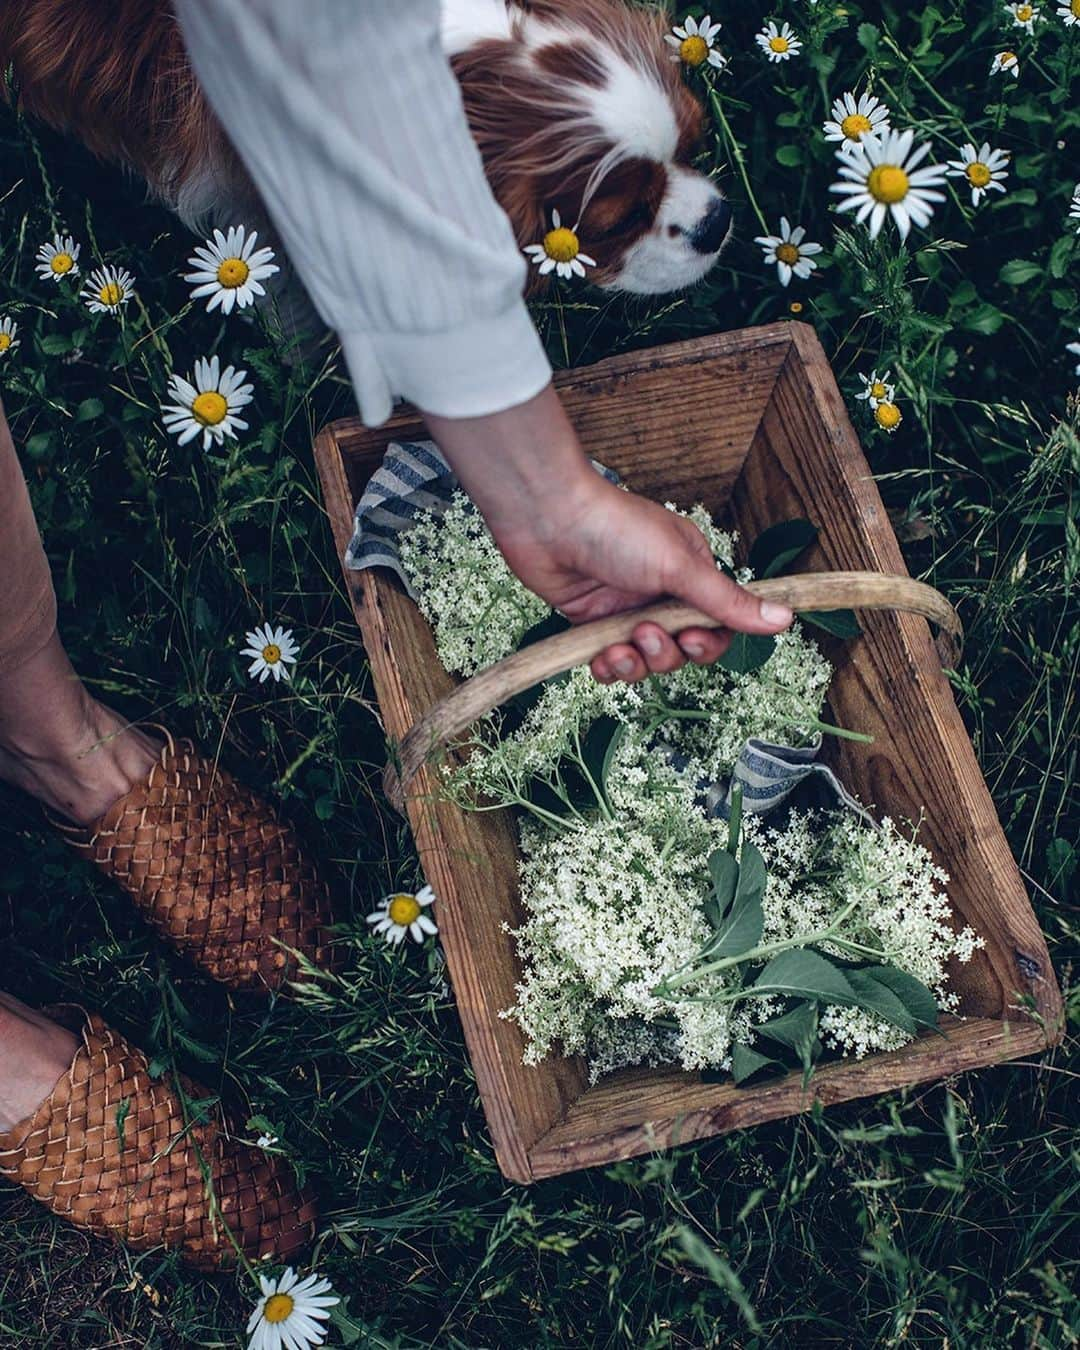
[339,301,553,427]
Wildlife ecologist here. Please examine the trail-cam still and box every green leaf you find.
[519,611,571,649]
[754,1000,821,1080]
[735,841,767,909]
[856,22,879,53]
[75,397,105,423]
[844,968,917,1034]
[800,608,862,639]
[731,1042,788,1085]
[38,333,72,355]
[751,949,856,1003]
[863,965,939,1029]
[717,632,776,675]
[748,519,818,579]
[998,259,1042,286]
[962,303,1007,336]
[705,849,738,923]
[775,145,803,168]
[1049,234,1076,280]
[580,715,623,809]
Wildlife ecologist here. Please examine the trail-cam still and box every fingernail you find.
[639,633,662,656]
[614,657,636,677]
[760,601,794,627]
[680,639,704,658]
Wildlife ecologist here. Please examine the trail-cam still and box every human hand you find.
[423,385,792,683]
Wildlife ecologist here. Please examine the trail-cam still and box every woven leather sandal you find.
[0,1010,317,1271]
[54,731,340,991]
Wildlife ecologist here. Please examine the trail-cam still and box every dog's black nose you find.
[690,197,732,254]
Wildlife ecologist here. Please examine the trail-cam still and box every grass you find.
[0,2,1077,1346]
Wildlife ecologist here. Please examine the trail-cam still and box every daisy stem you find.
[707,88,769,237]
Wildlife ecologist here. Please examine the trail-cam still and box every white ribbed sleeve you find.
[173,0,552,426]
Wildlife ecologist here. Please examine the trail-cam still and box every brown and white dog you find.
[0,0,732,298]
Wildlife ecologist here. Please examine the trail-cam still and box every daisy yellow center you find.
[1016,4,1033,18]
[388,894,422,926]
[679,34,709,65]
[840,112,873,140]
[0,334,10,352]
[769,35,790,52]
[1072,1,1080,17]
[261,643,281,665]
[789,301,803,313]
[776,242,800,264]
[966,162,992,188]
[99,282,123,306]
[192,390,228,426]
[875,401,902,429]
[867,164,909,204]
[217,257,250,288]
[1000,51,1016,63]
[263,1294,295,1325]
[543,226,580,263]
[870,381,888,400]
[50,252,74,275]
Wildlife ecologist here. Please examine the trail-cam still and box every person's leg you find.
[0,399,158,824]
[0,993,77,1133]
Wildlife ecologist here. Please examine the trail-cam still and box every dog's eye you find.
[592,200,653,240]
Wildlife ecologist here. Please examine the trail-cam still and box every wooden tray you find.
[313,323,1063,1183]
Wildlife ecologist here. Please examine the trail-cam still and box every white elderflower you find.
[856,369,896,407]
[367,885,437,945]
[754,217,823,286]
[81,265,136,315]
[1060,0,1080,24]
[756,20,802,61]
[1067,332,1080,377]
[946,142,1010,206]
[246,1268,339,1350]
[161,355,254,450]
[184,224,280,315]
[664,14,727,69]
[0,317,19,360]
[240,622,300,683]
[990,50,1020,77]
[523,209,596,280]
[1005,1,1041,28]
[35,233,80,284]
[399,490,549,676]
[823,91,891,153]
[829,129,948,241]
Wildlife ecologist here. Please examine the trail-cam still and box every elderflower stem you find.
[658,894,866,993]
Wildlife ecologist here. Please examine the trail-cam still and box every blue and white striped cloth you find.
[346,440,871,823]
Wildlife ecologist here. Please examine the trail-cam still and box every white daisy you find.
[664,14,727,69]
[1067,333,1080,377]
[856,369,896,407]
[184,225,280,315]
[1059,0,1080,25]
[756,21,803,62]
[35,233,81,284]
[523,209,597,280]
[829,129,948,241]
[754,217,823,286]
[366,885,437,946]
[246,1268,339,1350]
[946,142,1010,205]
[823,91,891,153]
[256,1133,279,1149]
[1068,184,1080,231]
[81,265,136,315]
[990,50,1020,77]
[0,317,19,360]
[1005,1,1041,28]
[161,355,254,450]
[240,623,300,684]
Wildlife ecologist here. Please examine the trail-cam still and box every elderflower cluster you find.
[398,491,548,675]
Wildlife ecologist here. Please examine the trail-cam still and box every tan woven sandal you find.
[0,1009,317,1271]
[54,731,341,992]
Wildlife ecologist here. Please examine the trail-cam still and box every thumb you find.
[669,540,793,636]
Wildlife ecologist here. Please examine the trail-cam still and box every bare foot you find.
[0,993,78,1134]
[0,631,159,825]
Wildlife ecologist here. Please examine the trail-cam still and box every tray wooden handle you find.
[386,571,961,810]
